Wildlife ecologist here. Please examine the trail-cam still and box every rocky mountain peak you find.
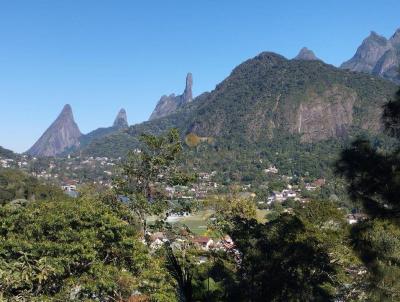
[149,73,195,120]
[390,28,400,47]
[27,104,82,157]
[182,73,193,103]
[341,27,400,83]
[60,104,73,116]
[369,31,380,38]
[294,47,320,61]
[341,30,391,73]
[113,108,129,128]
[366,31,388,44]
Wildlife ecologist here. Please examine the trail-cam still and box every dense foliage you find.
[0,168,65,205]
[0,191,175,301]
[2,78,400,301]
[114,129,195,235]
[337,87,400,300]
[206,196,363,301]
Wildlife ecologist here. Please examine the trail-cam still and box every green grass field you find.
[173,210,214,235]
[147,209,268,235]
[146,210,213,235]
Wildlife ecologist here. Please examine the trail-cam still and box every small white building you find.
[272,191,284,201]
[62,185,77,192]
[346,214,367,225]
[265,166,278,174]
[282,190,296,199]
[305,184,317,191]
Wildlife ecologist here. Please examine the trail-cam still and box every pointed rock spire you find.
[149,73,194,120]
[113,108,129,128]
[182,73,193,103]
[27,104,82,157]
[294,47,320,61]
[61,104,73,116]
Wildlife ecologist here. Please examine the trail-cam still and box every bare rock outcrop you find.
[292,86,356,142]
[294,47,321,61]
[113,108,129,129]
[149,73,193,120]
[341,28,400,83]
[27,104,82,157]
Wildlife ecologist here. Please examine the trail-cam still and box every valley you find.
[1,9,400,300]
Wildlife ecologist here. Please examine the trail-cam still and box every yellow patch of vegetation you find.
[185,133,214,147]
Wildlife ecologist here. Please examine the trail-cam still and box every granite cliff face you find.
[149,73,193,120]
[292,86,356,142]
[27,105,82,157]
[341,29,400,83]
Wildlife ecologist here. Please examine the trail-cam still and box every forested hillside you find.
[0,168,65,204]
[81,52,398,178]
[0,146,16,158]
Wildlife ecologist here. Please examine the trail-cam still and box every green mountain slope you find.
[185,52,396,142]
[60,108,129,156]
[0,146,16,158]
[81,52,398,176]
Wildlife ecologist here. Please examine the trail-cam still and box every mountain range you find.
[26,73,194,157]
[23,28,400,158]
[341,28,400,83]
[81,51,397,158]
[26,106,129,157]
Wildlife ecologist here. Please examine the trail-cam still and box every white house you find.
[272,191,284,201]
[265,166,278,174]
[62,185,77,192]
[282,190,296,199]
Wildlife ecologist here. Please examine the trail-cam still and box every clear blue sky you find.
[0,0,399,152]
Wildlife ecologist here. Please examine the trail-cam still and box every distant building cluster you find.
[147,230,239,256]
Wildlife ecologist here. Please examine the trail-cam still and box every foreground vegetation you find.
[1,88,400,301]
[0,193,175,301]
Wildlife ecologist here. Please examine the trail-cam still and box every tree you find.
[114,129,201,302]
[164,243,194,302]
[0,193,175,301]
[114,128,194,235]
[0,168,65,205]
[336,87,400,300]
[207,195,257,235]
[351,219,400,301]
[185,133,201,148]
[228,214,338,301]
[208,195,354,301]
[295,200,365,300]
